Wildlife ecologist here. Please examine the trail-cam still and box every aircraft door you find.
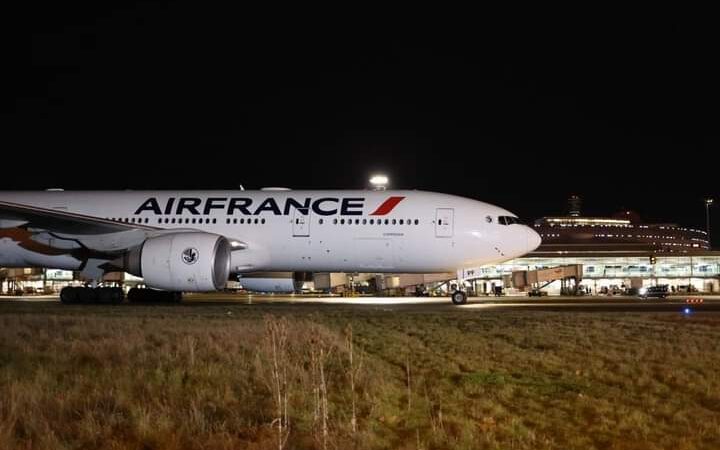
[435,208,454,237]
[292,210,310,237]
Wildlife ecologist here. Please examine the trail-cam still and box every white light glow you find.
[369,175,389,186]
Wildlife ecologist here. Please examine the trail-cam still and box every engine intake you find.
[126,232,231,291]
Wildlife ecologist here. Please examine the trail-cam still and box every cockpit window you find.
[498,216,521,225]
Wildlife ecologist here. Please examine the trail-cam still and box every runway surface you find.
[2,294,720,313]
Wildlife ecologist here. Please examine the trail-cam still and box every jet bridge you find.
[511,264,584,295]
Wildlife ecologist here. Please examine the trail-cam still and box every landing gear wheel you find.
[451,291,467,305]
[60,287,78,304]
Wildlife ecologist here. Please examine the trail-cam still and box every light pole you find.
[706,198,714,248]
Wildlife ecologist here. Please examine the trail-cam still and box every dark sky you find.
[1,6,718,244]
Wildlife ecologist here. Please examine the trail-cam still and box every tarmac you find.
[2,293,719,314]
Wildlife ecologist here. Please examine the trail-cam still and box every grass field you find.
[1,301,719,449]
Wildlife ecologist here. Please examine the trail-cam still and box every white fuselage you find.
[0,190,541,274]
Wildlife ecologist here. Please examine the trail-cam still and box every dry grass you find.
[0,302,719,449]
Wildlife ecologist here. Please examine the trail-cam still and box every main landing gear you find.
[59,287,183,304]
[127,288,182,303]
[60,287,124,304]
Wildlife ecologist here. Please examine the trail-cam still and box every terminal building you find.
[460,196,718,295]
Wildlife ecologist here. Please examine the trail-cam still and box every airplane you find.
[0,189,541,304]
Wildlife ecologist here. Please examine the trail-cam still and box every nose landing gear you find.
[450,269,469,305]
[451,290,467,305]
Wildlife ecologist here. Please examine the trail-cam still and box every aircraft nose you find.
[526,226,542,253]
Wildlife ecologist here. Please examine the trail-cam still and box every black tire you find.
[127,287,143,303]
[451,291,467,305]
[60,287,78,304]
[77,288,98,303]
[97,287,124,304]
[128,288,182,303]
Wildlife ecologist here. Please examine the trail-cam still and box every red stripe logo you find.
[370,196,405,215]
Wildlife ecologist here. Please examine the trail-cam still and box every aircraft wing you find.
[0,200,161,235]
[0,200,246,255]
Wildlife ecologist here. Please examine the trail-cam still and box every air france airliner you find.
[0,189,541,304]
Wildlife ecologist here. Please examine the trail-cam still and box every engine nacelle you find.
[127,232,232,291]
[238,272,312,293]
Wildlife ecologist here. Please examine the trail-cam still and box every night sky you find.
[2,7,718,245]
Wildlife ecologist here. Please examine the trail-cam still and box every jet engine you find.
[124,232,231,291]
[238,271,312,293]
